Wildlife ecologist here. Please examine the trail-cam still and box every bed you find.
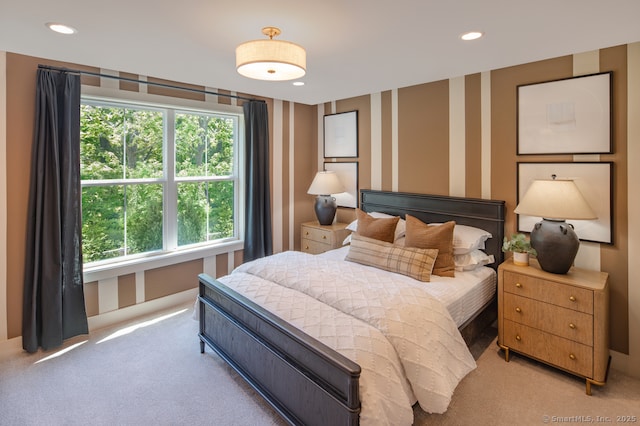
[198,190,505,425]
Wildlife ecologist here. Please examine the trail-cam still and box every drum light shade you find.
[514,179,596,220]
[236,27,306,81]
[307,171,344,196]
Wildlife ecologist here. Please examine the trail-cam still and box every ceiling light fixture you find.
[236,27,306,81]
[461,31,483,41]
[46,22,77,35]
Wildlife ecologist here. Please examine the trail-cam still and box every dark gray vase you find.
[530,219,579,274]
[314,195,337,225]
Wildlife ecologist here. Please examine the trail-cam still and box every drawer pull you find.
[305,231,309,236]
[322,235,327,239]
[305,246,309,250]
[569,353,576,360]
[569,296,576,302]
[515,283,522,288]
[515,307,522,313]
[569,323,576,329]
[515,335,521,341]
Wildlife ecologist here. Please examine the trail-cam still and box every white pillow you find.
[430,223,492,254]
[344,212,406,244]
[453,224,492,254]
[454,249,495,271]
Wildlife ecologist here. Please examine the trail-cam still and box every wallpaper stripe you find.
[98,277,118,314]
[289,103,295,249]
[100,69,119,90]
[135,271,144,304]
[573,50,600,75]
[572,51,601,271]
[228,252,235,274]
[138,75,148,94]
[205,86,218,103]
[317,103,324,170]
[203,255,216,278]
[449,76,466,197]
[626,41,640,377]
[370,92,382,190]
[481,71,492,199]
[391,89,399,192]
[272,99,283,253]
[0,51,6,341]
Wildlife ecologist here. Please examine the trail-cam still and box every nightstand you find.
[301,221,351,255]
[497,258,610,395]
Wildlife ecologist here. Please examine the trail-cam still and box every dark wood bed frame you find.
[198,190,505,425]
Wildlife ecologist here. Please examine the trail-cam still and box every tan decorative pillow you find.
[345,234,438,282]
[355,208,399,243]
[404,215,456,277]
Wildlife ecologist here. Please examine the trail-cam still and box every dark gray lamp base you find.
[314,195,337,226]
[530,219,580,274]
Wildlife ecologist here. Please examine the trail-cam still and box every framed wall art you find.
[324,162,358,208]
[323,110,358,158]
[517,72,612,155]
[517,162,613,244]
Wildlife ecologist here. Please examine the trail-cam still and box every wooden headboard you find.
[360,190,506,269]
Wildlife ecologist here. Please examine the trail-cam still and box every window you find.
[80,98,241,266]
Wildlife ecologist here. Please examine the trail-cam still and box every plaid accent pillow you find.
[345,234,439,282]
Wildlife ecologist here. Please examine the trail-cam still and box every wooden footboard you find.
[198,273,361,426]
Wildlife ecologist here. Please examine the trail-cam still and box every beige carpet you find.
[418,336,640,425]
[0,302,638,425]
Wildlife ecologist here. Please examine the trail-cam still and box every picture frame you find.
[517,162,613,244]
[517,72,612,155]
[324,162,358,208]
[323,110,358,158]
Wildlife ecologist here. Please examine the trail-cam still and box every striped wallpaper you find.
[1,43,639,379]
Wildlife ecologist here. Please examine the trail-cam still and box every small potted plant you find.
[502,233,537,266]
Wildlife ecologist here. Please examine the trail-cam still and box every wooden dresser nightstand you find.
[301,221,351,255]
[497,258,610,395]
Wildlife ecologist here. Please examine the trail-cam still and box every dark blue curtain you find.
[22,67,88,353]
[243,101,272,262]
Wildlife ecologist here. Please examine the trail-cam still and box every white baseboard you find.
[0,288,198,359]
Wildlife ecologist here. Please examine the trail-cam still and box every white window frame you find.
[80,86,245,282]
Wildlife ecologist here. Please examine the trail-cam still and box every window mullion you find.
[165,109,178,250]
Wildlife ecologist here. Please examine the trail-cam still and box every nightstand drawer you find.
[300,221,350,255]
[301,238,331,254]
[302,226,335,245]
[503,270,593,314]
[503,320,593,378]
[503,293,593,345]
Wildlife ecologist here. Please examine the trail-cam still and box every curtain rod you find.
[38,64,265,103]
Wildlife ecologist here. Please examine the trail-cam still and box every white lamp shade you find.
[514,179,597,220]
[236,39,306,81]
[307,171,344,196]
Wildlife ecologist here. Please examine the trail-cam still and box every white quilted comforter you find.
[220,251,476,425]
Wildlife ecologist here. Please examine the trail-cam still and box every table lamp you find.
[307,171,344,225]
[514,175,596,274]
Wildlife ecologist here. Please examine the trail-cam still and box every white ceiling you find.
[2,1,640,105]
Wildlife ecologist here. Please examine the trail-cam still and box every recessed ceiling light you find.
[461,31,483,41]
[46,22,77,35]
[293,81,304,86]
